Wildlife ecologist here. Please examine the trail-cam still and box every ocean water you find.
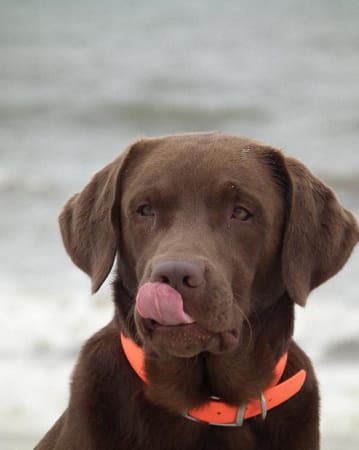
[0,0,358,448]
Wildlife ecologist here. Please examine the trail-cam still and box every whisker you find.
[233,296,253,350]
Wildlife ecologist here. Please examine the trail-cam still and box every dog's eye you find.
[136,204,155,217]
[231,206,251,221]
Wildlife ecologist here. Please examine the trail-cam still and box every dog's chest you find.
[131,418,262,450]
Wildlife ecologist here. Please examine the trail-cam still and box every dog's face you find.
[59,133,359,359]
[119,136,286,357]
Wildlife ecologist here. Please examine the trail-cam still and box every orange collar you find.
[120,333,306,427]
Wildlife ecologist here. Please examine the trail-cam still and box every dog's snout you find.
[151,260,204,290]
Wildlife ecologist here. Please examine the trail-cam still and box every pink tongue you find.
[136,282,195,326]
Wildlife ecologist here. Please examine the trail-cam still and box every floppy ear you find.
[59,143,137,293]
[280,156,359,306]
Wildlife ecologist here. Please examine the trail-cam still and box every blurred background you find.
[0,0,358,448]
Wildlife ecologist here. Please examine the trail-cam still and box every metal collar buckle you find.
[182,393,267,427]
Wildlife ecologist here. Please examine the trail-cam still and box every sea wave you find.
[0,171,62,197]
[0,95,273,128]
[1,155,359,197]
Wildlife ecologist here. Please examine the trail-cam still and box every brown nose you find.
[151,260,205,292]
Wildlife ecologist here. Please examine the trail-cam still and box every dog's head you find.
[59,133,359,359]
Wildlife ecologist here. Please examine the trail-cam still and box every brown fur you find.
[35,133,359,450]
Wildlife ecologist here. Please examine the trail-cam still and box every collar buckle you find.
[259,393,267,420]
[182,393,267,427]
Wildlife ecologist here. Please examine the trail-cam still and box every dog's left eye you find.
[231,206,251,221]
[136,204,155,217]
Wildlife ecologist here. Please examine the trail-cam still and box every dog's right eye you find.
[136,204,155,217]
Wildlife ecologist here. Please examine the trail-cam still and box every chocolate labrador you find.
[35,133,358,450]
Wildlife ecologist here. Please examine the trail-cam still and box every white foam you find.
[0,287,113,446]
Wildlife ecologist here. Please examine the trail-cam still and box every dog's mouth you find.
[134,283,240,357]
[136,317,240,358]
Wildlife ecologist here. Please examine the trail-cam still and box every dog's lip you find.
[140,317,197,334]
[136,315,240,354]
[137,314,239,337]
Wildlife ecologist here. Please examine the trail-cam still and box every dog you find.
[35,132,358,450]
